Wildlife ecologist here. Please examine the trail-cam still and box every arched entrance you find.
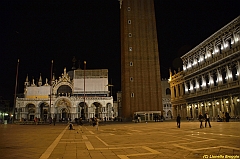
[55,97,71,122]
[26,104,36,121]
[39,102,49,121]
[61,108,69,121]
[167,110,172,118]
[93,102,102,118]
[78,102,87,120]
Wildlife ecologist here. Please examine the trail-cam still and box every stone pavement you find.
[0,121,240,159]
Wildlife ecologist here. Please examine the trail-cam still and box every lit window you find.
[128,20,131,24]
[129,47,132,51]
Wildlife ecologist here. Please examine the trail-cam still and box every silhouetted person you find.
[225,112,230,122]
[79,117,83,126]
[204,113,211,128]
[199,113,204,128]
[69,123,74,130]
[53,117,56,126]
[176,114,181,128]
[49,116,52,125]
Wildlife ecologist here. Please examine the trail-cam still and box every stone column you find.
[175,85,179,97]
[230,96,234,117]
[176,105,178,116]
[237,61,240,80]
[180,83,184,97]
[204,101,207,114]
[192,105,195,119]
[212,100,215,120]
[171,86,175,98]
[220,98,224,113]
[186,103,189,117]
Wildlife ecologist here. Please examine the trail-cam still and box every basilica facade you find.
[15,67,113,122]
[169,16,240,120]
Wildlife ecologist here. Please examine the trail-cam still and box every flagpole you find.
[84,61,86,119]
[13,59,20,123]
[50,60,53,118]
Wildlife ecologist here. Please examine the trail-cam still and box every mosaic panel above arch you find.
[55,97,71,107]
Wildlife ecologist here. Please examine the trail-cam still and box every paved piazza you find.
[0,121,240,159]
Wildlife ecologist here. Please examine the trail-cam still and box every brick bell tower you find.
[120,0,163,120]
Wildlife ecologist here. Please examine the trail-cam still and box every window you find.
[131,92,134,97]
[128,20,131,24]
[166,88,171,95]
[129,47,132,51]
[129,33,132,37]
[228,39,232,49]
[218,45,222,54]
[130,62,133,66]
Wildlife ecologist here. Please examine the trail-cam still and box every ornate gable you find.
[52,68,73,94]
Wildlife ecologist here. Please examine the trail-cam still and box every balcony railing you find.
[184,45,240,77]
[182,80,240,99]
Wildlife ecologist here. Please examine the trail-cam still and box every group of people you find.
[176,112,212,128]
[68,117,100,130]
[198,113,211,128]
[91,117,100,130]
[217,112,231,122]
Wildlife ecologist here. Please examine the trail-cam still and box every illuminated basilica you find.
[15,63,113,122]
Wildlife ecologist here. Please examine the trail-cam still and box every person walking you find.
[225,112,230,122]
[204,112,211,128]
[199,113,204,128]
[95,117,99,131]
[49,116,52,125]
[176,114,181,128]
[53,117,56,126]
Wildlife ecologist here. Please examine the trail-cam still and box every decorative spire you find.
[64,67,67,76]
[31,77,36,86]
[26,74,29,82]
[44,78,49,86]
[51,73,55,85]
[38,73,42,86]
[25,74,30,86]
[119,0,123,9]
[168,68,172,81]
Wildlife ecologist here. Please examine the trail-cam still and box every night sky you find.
[1,0,239,103]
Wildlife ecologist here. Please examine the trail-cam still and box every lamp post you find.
[12,59,19,123]
[84,61,86,119]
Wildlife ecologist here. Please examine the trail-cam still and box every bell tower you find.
[120,0,163,119]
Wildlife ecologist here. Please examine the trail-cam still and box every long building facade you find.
[169,16,240,120]
[120,0,163,120]
[15,67,113,122]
